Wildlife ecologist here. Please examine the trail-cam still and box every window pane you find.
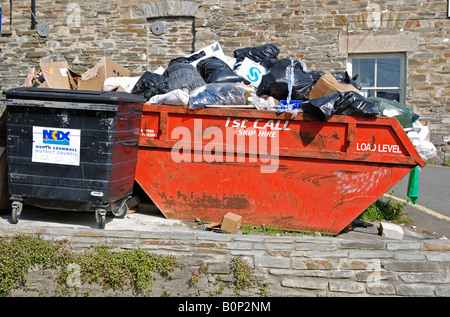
[360,89,376,98]
[353,58,375,88]
[376,89,400,102]
[376,58,400,87]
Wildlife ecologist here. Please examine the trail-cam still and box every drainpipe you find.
[31,0,36,30]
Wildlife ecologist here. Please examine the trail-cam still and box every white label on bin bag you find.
[236,57,267,88]
[32,126,81,166]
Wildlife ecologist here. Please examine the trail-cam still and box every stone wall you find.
[3,226,450,297]
[0,0,448,161]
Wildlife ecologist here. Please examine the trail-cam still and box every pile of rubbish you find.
[20,42,436,161]
[130,43,381,121]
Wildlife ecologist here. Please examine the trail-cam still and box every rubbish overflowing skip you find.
[20,42,436,163]
[3,41,436,233]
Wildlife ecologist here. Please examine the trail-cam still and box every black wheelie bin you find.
[3,87,145,229]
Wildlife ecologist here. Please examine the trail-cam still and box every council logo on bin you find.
[43,129,71,146]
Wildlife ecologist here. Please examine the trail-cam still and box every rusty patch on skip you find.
[161,191,251,211]
[299,130,341,148]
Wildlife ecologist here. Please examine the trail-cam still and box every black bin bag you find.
[301,91,380,121]
[163,59,206,93]
[233,44,280,65]
[131,71,169,101]
[197,57,248,84]
[256,59,314,101]
[332,71,359,89]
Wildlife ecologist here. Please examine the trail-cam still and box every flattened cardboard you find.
[189,42,227,68]
[40,61,73,89]
[309,72,361,100]
[68,68,81,89]
[37,81,49,88]
[204,221,221,229]
[78,57,131,91]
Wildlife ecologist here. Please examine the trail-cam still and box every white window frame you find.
[347,53,406,104]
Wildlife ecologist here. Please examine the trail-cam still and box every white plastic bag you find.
[407,130,437,161]
[103,76,140,93]
[146,89,190,106]
[189,83,254,109]
[251,92,277,110]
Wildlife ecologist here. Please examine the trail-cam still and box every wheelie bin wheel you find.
[112,199,128,218]
[95,208,106,229]
[11,201,23,224]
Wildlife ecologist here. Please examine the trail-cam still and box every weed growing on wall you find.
[0,234,180,296]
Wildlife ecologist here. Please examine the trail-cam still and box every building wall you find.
[0,0,448,161]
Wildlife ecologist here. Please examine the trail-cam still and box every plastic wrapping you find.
[407,166,419,204]
[163,60,206,93]
[256,59,314,101]
[189,83,253,109]
[197,57,248,84]
[131,72,169,101]
[407,128,437,162]
[147,89,190,106]
[301,91,379,121]
[369,97,418,129]
[251,93,278,111]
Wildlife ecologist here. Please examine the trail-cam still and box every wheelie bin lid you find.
[3,87,146,105]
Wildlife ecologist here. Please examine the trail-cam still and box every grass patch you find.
[240,224,299,236]
[359,193,409,224]
[427,158,450,167]
[240,224,332,237]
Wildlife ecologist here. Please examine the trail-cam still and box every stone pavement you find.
[0,203,440,241]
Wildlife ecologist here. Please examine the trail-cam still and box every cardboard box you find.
[40,61,80,90]
[78,57,131,91]
[220,212,242,234]
[309,72,361,100]
[203,212,243,233]
[189,42,227,68]
[0,147,10,210]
